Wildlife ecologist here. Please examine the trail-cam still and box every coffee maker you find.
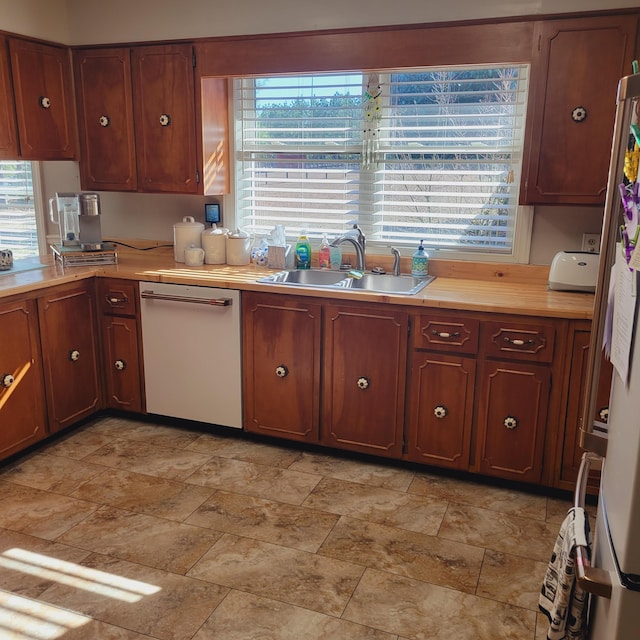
[49,192,104,251]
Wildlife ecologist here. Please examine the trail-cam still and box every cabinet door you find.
[131,44,198,193]
[74,48,137,191]
[9,38,77,160]
[38,283,101,432]
[0,298,46,459]
[322,304,407,458]
[474,360,550,483]
[406,352,475,469]
[0,36,19,159]
[521,15,638,205]
[558,327,612,491]
[101,315,143,412]
[243,292,321,442]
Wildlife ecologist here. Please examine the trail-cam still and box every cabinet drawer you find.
[413,314,479,354]
[99,280,138,316]
[483,320,555,363]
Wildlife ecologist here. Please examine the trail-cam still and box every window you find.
[234,64,532,260]
[0,161,42,260]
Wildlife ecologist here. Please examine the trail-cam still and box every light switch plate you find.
[582,233,601,253]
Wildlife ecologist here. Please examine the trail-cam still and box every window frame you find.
[230,68,533,263]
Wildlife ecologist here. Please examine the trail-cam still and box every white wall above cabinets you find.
[0,0,70,44]
[59,0,640,45]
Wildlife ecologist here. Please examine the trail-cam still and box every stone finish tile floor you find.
[0,415,578,640]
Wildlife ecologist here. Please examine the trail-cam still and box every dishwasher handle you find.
[141,289,233,306]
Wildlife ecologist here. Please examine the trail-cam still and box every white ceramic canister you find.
[201,226,228,264]
[173,216,204,262]
[226,228,252,265]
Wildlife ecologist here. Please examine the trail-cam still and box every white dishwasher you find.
[139,282,242,429]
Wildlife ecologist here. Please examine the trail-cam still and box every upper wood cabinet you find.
[9,38,77,160]
[521,15,638,205]
[0,36,19,159]
[74,48,137,191]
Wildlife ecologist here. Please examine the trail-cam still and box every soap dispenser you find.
[411,240,429,278]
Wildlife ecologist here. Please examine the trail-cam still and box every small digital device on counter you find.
[205,203,221,225]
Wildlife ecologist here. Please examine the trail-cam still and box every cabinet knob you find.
[503,415,518,430]
[159,114,171,126]
[433,405,448,419]
[2,373,14,388]
[598,407,609,423]
[114,359,126,371]
[39,96,51,109]
[275,364,289,378]
[69,349,81,362]
[570,106,587,123]
[357,376,370,390]
[99,115,111,127]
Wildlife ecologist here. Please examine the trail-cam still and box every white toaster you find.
[548,251,599,292]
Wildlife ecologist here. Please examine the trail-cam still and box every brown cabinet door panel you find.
[322,305,407,457]
[522,16,638,204]
[101,315,143,412]
[0,299,46,458]
[9,38,77,160]
[243,293,321,441]
[38,284,101,432]
[406,352,475,469]
[0,36,19,159]
[132,45,198,193]
[475,360,550,483]
[74,48,137,191]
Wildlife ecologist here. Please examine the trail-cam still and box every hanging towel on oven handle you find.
[539,507,591,640]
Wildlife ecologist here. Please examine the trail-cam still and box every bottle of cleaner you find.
[411,240,429,278]
[318,234,331,269]
[295,229,311,269]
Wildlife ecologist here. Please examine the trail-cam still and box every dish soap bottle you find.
[411,240,429,278]
[318,234,331,269]
[295,229,311,269]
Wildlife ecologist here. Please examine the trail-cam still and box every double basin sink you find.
[257,269,435,295]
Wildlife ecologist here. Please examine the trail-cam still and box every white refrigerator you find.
[579,72,640,638]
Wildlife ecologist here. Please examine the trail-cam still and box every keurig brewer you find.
[49,192,104,251]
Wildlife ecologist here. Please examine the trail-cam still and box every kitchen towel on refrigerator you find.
[539,507,591,640]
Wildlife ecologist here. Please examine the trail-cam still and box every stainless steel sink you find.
[257,270,434,295]
[343,273,434,295]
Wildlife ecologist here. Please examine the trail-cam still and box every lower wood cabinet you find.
[473,359,550,483]
[38,281,101,432]
[321,303,407,458]
[98,279,144,412]
[243,292,322,442]
[406,352,475,469]
[0,297,47,459]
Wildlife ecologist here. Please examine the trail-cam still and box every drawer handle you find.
[357,376,370,390]
[503,337,534,346]
[69,349,80,362]
[432,330,460,339]
[2,373,14,388]
[275,364,289,378]
[106,294,129,305]
[115,359,126,371]
[433,405,448,419]
[504,416,518,430]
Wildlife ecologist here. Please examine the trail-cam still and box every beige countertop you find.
[0,245,596,319]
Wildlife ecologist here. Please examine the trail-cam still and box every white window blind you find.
[234,64,530,255]
[0,161,39,259]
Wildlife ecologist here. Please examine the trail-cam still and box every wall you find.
[3,0,631,263]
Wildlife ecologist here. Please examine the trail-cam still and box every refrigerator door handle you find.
[574,452,612,599]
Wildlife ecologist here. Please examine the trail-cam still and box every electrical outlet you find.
[582,233,601,253]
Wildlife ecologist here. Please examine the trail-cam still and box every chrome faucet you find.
[390,247,401,276]
[331,235,366,271]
